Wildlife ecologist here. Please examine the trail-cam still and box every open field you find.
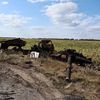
[0,38,100,65]
[22,39,100,65]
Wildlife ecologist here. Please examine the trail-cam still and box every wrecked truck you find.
[0,38,26,50]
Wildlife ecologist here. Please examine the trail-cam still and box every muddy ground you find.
[0,53,99,100]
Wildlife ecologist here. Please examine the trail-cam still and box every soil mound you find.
[0,63,64,100]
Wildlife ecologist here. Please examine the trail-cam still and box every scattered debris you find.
[0,49,3,54]
[0,38,26,50]
[51,49,92,66]
[51,49,93,81]
[63,95,85,100]
[29,51,39,58]
[31,39,55,55]
[65,82,72,89]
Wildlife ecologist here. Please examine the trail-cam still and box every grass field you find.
[23,39,100,65]
[52,40,100,65]
[0,38,100,65]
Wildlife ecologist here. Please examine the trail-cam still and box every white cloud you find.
[0,0,100,39]
[87,25,100,35]
[0,13,32,28]
[42,1,100,39]
[45,2,78,14]
[55,0,72,3]
[27,0,45,3]
[1,1,8,5]
[27,0,72,3]
[44,1,100,29]
[43,2,85,26]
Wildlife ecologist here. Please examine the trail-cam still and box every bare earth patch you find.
[0,62,65,100]
[0,53,99,100]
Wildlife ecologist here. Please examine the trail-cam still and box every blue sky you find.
[0,0,100,39]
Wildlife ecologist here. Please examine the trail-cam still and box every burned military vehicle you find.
[50,49,92,66]
[51,49,92,81]
[0,38,26,50]
[31,39,55,56]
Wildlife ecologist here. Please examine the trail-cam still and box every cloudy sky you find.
[0,0,100,39]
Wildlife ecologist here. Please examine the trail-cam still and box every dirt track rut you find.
[9,66,64,100]
[0,63,64,100]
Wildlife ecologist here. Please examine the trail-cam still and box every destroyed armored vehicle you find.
[0,38,26,50]
[31,39,54,55]
[50,49,92,66]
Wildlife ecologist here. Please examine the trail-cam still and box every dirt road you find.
[0,62,65,100]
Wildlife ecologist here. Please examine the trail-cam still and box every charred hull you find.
[0,38,26,49]
[50,49,92,66]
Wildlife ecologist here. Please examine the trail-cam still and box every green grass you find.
[22,38,38,49]
[23,39,100,65]
[0,38,100,65]
[52,40,100,65]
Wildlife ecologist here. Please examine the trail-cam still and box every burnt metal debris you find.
[31,39,54,56]
[51,49,92,66]
[51,49,92,81]
[0,38,93,81]
[0,38,26,50]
